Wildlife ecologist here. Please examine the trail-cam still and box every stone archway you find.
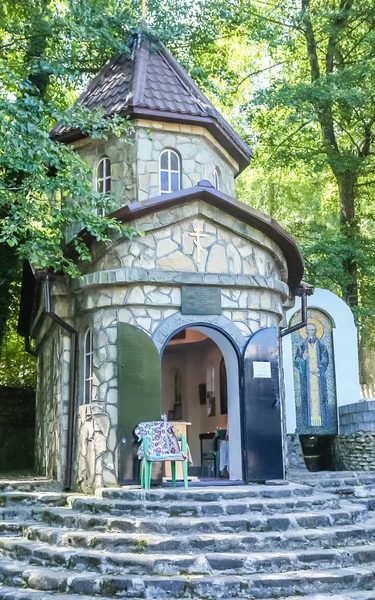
[157,316,245,481]
[152,312,246,355]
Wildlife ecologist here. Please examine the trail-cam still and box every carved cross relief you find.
[189,226,207,264]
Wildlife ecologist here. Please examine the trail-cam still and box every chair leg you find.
[180,435,188,488]
[140,460,144,488]
[171,462,176,487]
[215,453,220,479]
[182,458,188,489]
[147,461,152,490]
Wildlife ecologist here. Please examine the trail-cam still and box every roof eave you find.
[50,108,252,175]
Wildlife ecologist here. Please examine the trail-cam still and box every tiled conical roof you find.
[50,30,252,174]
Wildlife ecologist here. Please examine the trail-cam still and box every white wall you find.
[283,288,360,434]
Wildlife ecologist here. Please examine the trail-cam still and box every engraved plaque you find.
[181,286,221,315]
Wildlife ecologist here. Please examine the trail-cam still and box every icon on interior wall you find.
[291,310,338,435]
[199,383,206,405]
[207,392,216,417]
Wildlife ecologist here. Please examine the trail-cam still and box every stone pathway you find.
[0,473,375,598]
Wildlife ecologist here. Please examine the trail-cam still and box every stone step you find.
[0,524,25,537]
[0,556,374,598]
[97,482,312,501]
[23,519,375,554]
[286,594,375,600]
[0,480,62,494]
[1,591,375,600]
[67,492,339,517]
[0,587,116,600]
[0,494,67,508]
[31,501,367,534]
[3,536,375,576]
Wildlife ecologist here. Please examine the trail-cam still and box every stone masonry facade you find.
[32,198,290,492]
[31,110,293,492]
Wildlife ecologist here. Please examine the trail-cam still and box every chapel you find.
[18,28,305,492]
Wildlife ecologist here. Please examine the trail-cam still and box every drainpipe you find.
[280,286,314,338]
[42,274,77,490]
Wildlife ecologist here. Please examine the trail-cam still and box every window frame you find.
[83,328,93,405]
[96,156,111,215]
[159,149,181,194]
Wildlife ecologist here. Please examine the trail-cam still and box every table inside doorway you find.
[163,421,191,480]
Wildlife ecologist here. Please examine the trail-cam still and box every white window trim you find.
[159,149,181,194]
[96,157,111,215]
[83,329,93,405]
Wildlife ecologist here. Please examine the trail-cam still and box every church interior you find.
[161,328,231,479]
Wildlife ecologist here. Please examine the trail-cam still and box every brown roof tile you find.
[50,31,252,174]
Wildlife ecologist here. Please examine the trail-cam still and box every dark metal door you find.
[242,327,284,481]
[117,323,161,483]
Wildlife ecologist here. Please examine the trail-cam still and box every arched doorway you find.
[161,325,243,481]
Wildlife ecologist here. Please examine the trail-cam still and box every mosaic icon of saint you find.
[294,318,329,427]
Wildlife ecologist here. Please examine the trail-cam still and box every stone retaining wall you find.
[339,400,375,434]
[334,431,375,471]
[0,386,35,471]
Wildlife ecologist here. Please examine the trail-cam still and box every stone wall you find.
[0,386,35,471]
[333,401,375,470]
[34,326,70,481]
[339,400,375,434]
[135,120,237,200]
[285,433,308,472]
[334,432,375,471]
[72,120,238,218]
[33,198,292,491]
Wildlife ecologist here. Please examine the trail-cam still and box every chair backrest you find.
[211,429,227,450]
[135,417,181,459]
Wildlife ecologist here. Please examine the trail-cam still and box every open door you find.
[117,323,161,483]
[242,327,284,481]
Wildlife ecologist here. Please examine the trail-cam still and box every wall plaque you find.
[253,361,272,379]
[181,286,221,315]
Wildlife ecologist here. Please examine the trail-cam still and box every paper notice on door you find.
[253,361,272,379]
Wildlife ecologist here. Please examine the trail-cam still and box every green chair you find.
[135,417,188,490]
[201,429,227,478]
[140,435,188,490]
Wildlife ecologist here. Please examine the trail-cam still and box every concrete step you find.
[23,519,375,554]
[0,556,374,598]
[31,501,368,534]
[67,492,339,517]
[3,536,375,576]
[97,482,312,501]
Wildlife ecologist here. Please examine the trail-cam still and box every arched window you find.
[159,149,180,194]
[84,329,93,404]
[96,157,111,215]
[214,167,220,191]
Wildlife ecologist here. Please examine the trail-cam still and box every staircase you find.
[1,474,375,599]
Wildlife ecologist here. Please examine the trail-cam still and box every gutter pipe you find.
[280,286,314,338]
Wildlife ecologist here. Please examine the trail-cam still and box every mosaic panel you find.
[291,309,338,435]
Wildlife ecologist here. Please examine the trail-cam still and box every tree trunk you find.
[335,170,358,307]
